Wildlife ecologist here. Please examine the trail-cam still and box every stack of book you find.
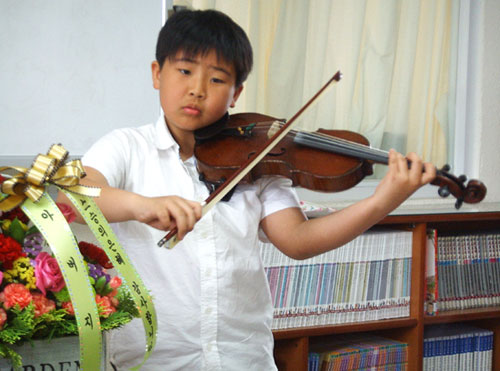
[425,231,500,314]
[423,324,493,370]
[260,229,413,329]
[308,333,408,370]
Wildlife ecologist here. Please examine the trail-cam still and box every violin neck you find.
[293,131,389,164]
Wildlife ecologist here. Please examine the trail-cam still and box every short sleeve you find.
[258,177,302,219]
[81,129,130,189]
[257,177,304,243]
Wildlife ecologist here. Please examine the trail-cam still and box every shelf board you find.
[379,211,500,225]
[424,306,500,325]
[272,317,418,340]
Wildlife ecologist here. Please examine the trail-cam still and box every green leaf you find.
[0,343,23,370]
[52,287,71,303]
[100,311,134,331]
[116,289,140,317]
[0,305,35,344]
[8,218,26,244]
[100,284,113,296]
[94,276,107,295]
[26,225,40,235]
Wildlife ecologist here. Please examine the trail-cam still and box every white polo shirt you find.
[82,116,301,370]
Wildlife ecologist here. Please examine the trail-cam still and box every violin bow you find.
[158,71,343,248]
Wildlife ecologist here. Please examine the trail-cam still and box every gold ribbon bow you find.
[0,144,100,212]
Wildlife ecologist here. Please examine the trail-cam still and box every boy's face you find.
[152,50,243,140]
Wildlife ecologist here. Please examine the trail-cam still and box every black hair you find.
[155,9,253,87]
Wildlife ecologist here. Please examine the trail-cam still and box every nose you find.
[189,77,206,99]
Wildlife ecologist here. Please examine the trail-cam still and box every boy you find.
[63,9,435,370]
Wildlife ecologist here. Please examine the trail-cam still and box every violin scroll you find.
[431,164,487,209]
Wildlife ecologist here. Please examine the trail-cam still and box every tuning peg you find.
[458,175,467,183]
[438,185,451,198]
[440,164,451,172]
[455,198,464,209]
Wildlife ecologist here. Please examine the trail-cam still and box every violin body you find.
[195,113,375,193]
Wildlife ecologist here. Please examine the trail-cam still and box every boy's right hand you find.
[57,166,202,241]
[134,195,203,240]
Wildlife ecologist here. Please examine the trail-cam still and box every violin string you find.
[297,131,390,163]
[259,122,390,164]
[294,133,389,164]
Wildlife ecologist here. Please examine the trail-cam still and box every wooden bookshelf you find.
[272,209,500,371]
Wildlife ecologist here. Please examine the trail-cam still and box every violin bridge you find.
[267,121,283,139]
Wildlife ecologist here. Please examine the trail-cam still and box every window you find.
[172,0,477,207]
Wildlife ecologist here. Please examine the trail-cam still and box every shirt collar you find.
[153,115,178,151]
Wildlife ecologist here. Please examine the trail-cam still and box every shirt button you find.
[206,343,212,352]
[205,268,212,277]
[205,307,212,315]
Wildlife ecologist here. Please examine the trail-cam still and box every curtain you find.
[179,0,458,172]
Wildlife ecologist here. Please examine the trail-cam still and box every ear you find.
[230,85,244,108]
[151,61,161,90]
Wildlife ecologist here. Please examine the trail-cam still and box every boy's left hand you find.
[373,149,436,209]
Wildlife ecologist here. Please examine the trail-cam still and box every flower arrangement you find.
[0,175,138,367]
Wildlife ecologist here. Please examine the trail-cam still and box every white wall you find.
[0,1,163,157]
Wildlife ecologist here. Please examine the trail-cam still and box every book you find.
[308,333,408,371]
[423,323,493,370]
[260,229,413,329]
[425,229,438,315]
[433,232,500,312]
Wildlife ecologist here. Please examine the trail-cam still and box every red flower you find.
[0,234,26,270]
[78,242,113,269]
[1,207,30,224]
[62,301,75,316]
[31,292,56,317]
[0,283,33,310]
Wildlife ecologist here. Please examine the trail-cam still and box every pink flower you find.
[31,292,56,317]
[62,301,75,316]
[95,294,116,317]
[56,203,76,224]
[34,252,65,295]
[0,283,33,310]
[0,271,3,286]
[0,308,6,329]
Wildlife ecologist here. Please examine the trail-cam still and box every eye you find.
[179,69,190,75]
[211,77,225,84]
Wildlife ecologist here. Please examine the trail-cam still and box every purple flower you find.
[88,263,110,282]
[23,233,44,257]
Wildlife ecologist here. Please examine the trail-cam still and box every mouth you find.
[182,105,201,116]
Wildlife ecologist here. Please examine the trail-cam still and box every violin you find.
[194,111,486,208]
[157,71,486,248]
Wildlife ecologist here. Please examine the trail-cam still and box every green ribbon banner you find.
[62,189,157,370]
[21,193,102,371]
